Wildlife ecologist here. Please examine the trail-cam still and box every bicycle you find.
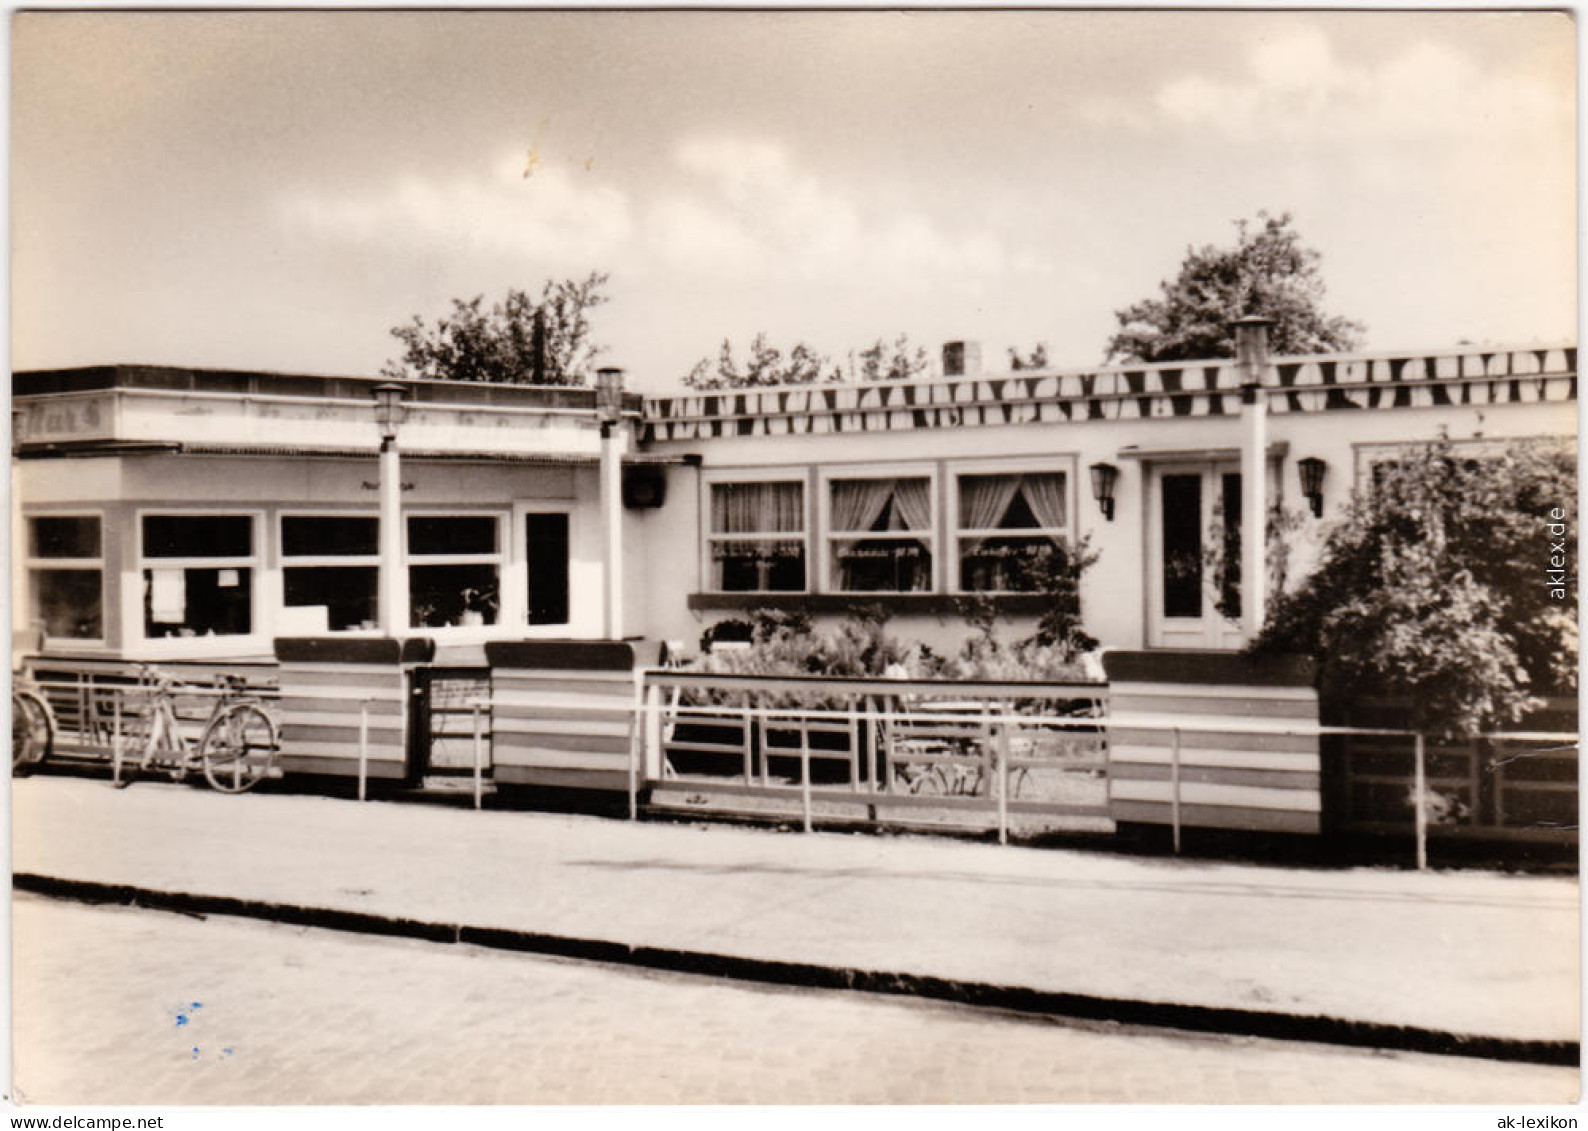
[114,666,278,793]
[12,678,56,773]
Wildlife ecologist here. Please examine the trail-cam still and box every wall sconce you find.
[1089,462,1119,522]
[596,367,625,430]
[371,382,408,442]
[1298,456,1327,517]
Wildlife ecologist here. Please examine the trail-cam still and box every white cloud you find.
[648,134,1047,285]
[276,151,633,267]
[1156,29,1570,146]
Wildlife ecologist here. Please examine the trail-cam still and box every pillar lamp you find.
[1089,462,1119,522]
[595,367,626,640]
[596,367,625,434]
[372,382,407,442]
[371,382,408,635]
[1298,457,1328,518]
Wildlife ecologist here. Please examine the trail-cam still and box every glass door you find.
[1147,463,1246,650]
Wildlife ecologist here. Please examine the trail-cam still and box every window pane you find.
[711,482,803,534]
[1161,474,1202,618]
[830,478,931,533]
[832,538,932,592]
[1219,472,1242,619]
[32,569,102,639]
[408,516,498,556]
[959,537,1056,592]
[958,473,1066,531]
[143,515,252,558]
[284,566,379,632]
[30,516,100,559]
[527,513,570,625]
[143,567,252,637]
[713,540,806,592]
[410,563,499,627]
[283,516,378,557]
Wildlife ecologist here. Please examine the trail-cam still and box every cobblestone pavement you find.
[12,896,1576,1106]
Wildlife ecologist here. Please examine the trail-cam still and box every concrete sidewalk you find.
[11,776,1579,1052]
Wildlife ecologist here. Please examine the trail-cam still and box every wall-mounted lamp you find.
[1089,462,1119,522]
[371,382,408,443]
[1298,456,1327,517]
[596,367,625,432]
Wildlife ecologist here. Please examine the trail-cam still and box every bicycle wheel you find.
[909,763,950,796]
[12,689,53,772]
[199,703,277,793]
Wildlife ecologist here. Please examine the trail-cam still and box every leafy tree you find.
[1105,212,1364,364]
[1008,343,1050,371]
[848,334,929,382]
[685,331,930,388]
[684,333,828,390]
[1251,436,1577,739]
[383,272,609,386]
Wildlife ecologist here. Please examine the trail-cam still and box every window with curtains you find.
[956,472,1070,592]
[708,481,806,592]
[827,477,934,592]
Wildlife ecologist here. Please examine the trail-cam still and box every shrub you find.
[1251,435,1576,739]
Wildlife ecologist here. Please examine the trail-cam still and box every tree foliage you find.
[1250,437,1577,739]
[1008,343,1050,371]
[684,333,828,390]
[684,332,931,389]
[1105,212,1364,364]
[383,272,609,386]
[850,334,929,382]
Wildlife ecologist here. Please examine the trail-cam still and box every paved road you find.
[12,896,1576,1106]
[14,777,1578,1042]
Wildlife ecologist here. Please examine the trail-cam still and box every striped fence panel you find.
[274,637,434,780]
[1101,651,1321,835]
[485,641,638,793]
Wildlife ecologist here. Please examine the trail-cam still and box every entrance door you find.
[1147,463,1246,650]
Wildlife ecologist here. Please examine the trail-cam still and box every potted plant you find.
[459,585,498,627]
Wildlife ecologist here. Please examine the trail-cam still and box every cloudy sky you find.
[12,10,1576,393]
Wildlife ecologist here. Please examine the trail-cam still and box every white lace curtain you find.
[831,478,933,590]
[712,482,803,535]
[830,478,932,533]
[958,473,1067,553]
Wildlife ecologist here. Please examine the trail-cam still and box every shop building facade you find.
[12,340,1577,668]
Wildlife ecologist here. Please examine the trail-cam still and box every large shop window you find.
[708,481,806,592]
[956,472,1070,592]
[282,515,379,632]
[28,515,104,641]
[408,515,502,628]
[828,477,933,592]
[141,514,255,638]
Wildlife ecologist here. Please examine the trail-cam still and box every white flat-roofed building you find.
[11,339,1577,666]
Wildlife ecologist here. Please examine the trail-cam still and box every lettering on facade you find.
[24,396,110,443]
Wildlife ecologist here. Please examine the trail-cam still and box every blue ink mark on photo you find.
[175,1014,189,1027]
[191,1046,201,1061]
[222,1047,234,1058]
[191,1002,203,1010]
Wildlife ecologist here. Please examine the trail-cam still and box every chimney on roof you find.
[942,341,981,378]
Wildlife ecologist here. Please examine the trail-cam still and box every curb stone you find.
[14,871,1578,1069]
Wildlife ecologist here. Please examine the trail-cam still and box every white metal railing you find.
[628,668,1578,866]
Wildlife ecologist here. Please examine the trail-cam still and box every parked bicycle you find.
[114,666,278,793]
[12,676,56,773]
